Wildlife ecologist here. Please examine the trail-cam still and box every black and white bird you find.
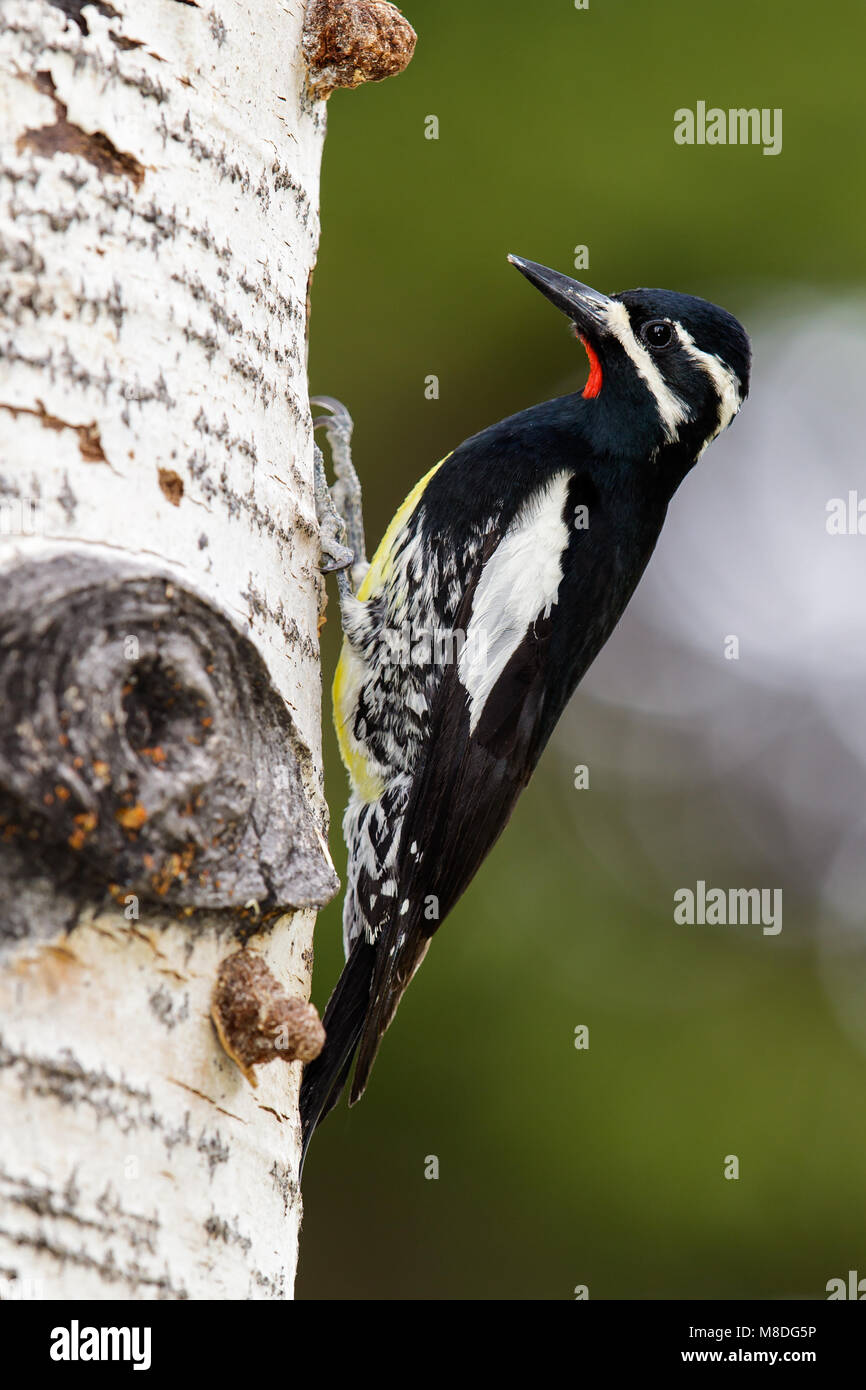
[301,256,750,1166]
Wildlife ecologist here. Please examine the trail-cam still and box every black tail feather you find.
[299,936,377,1176]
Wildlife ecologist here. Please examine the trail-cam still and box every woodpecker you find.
[302,256,750,1167]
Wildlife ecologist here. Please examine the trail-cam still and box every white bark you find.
[0,0,332,1300]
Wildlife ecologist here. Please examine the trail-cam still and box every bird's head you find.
[508,255,751,472]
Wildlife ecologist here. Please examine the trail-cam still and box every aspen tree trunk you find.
[0,0,414,1301]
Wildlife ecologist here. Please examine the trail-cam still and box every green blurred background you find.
[299,0,866,1298]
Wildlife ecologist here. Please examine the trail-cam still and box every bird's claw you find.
[311,396,353,431]
[320,538,355,574]
[314,442,355,592]
[311,396,368,592]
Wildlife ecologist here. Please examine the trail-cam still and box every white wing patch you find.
[458,470,571,734]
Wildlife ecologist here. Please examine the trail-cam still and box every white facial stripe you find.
[601,300,690,441]
[458,471,571,734]
[675,324,742,435]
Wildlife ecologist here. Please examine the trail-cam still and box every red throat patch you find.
[578,332,603,399]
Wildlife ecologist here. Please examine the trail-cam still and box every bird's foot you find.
[312,396,369,592]
[314,445,354,597]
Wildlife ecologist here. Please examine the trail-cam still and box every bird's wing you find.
[350,470,573,1100]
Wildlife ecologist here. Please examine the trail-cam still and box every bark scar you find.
[45,1,120,37]
[157,468,184,506]
[302,0,417,98]
[167,1078,246,1123]
[0,555,340,933]
[212,951,325,1085]
[17,71,145,189]
[0,400,106,464]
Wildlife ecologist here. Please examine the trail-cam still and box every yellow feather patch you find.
[333,457,448,802]
[357,458,445,600]
[333,643,384,802]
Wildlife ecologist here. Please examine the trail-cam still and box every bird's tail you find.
[299,935,377,1175]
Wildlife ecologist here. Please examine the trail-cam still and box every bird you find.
[301,255,751,1169]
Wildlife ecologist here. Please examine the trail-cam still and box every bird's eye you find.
[640,319,674,350]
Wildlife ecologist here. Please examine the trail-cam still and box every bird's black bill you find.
[508,255,614,333]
